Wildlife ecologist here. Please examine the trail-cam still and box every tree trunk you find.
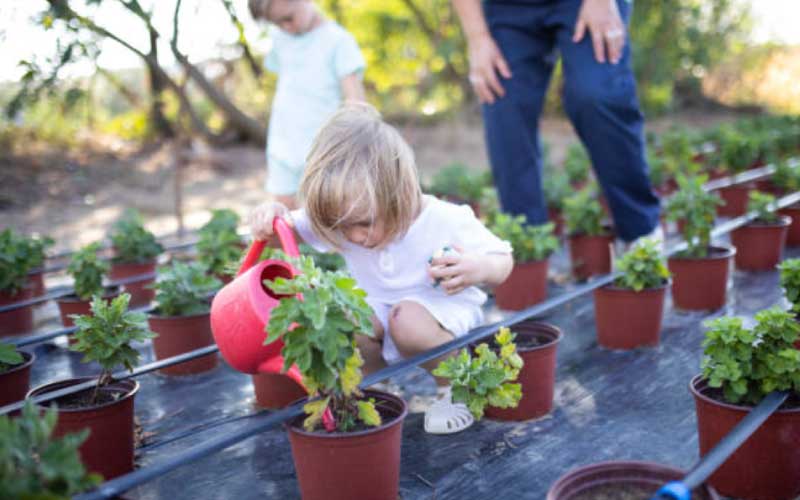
[147,27,174,138]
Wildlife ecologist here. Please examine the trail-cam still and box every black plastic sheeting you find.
[19,238,793,500]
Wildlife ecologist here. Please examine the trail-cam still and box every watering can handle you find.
[237,216,300,277]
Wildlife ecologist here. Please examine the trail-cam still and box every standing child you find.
[249,104,513,434]
[249,0,366,209]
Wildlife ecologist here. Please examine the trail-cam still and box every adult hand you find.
[572,0,626,65]
[467,33,512,105]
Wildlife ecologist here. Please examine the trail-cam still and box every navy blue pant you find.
[482,0,660,241]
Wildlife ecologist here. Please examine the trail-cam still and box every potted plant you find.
[0,400,101,498]
[434,327,523,420]
[778,258,800,348]
[564,143,591,189]
[593,239,670,349]
[714,127,759,217]
[544,171,571,236]
[774,160,800,246]
[147,261,221,375]
[56,242,120,329]
[0,228,36,336]
[263,257,407,500]
[0,342,34,407]
[427,163,488,215]
[690,308,800,499]
[563,187,614,281]
[108,209,163,306]
[23,234,53,298]
[196,208,244,284]
[489,215,558,310]
[28,293,155,480]
[665,174,733,311]
[730,191,791,271]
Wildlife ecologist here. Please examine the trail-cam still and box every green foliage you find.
[263,257,376,432]
[770,159,800,192]
[714,125,761,173]
[614,239,670,291]
[0,228,36,294]
[746,191,779,224]
[427,164,489,203]
[701,307,800,405]
[298,244,346,272]
[196,209,243,277]
[489,214,558,262]
[432,327,523,419]
[543,171,571,211]
[23,235,54,270]
[779,258,800,315]
[109,209,163,264]
[563,143,591,186]
[152,261,221,317]
[0,400,101,499]
[665,174,722,257]
[68,242,109,301]
[70,294,155,400]
[0,343,24,372]
[563,188,606,236]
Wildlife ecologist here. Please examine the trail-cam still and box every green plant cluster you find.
[71,294,155,402]
[563,143,591,186]
[563,187,606,236]
[746,191,779,224]
[614,239,670,291]
[196,209,244,277]
[0,228,36,294]
[770,159,800,192]
[0,401,101,499]
[489,214,558,262]
[543,171,571,211]
[0,343,24,372]
[152,261,221,317]
[68,242,109,300]
[109,209,163,264]
[778,258,800,315]
[665,174,722,257]
[427,163,491,203]
[701,307,800,405]
[433,327,523,419]
[23,234,54,271]
[264,257,377,432]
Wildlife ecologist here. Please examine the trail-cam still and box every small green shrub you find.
[71,294,155,403]
[0,400,101,499]
[23,234,54,271]
[563,187,606,236]
[109,209,163,264]
[68,242,109,301]
[0,228,35,294]
[152,261,221,317]
[770,159,800,192]
[614,239,670,291]
[544,171,571,211]
[746,191,779,224]
[701,307,800,405]
[489,214,558,262]
[264,257,377,432]
[778,258,800,315]
[433,327,523,419]
[428,164,488,203]
[564,143,591,186]
[664,174,723,257]
[196,209,243,277]
[0,343,24,372]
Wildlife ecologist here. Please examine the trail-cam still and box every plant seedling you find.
[563,187,607,237]
[109,209,163,264]
[489,214,559,263]
[151,261,221,317]
[614,239,670,292]
[746,191,779,224]
[664,174,723,258]
[68,242,109,300]
[0,343,24,372]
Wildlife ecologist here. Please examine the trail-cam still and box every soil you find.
[43,384,129,410]
[512,332,551,350]
[570,483,712,500]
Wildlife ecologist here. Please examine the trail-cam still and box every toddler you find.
[249,104,513,434]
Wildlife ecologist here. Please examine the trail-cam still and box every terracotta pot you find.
[29,378,139,480]
[485,320,561,421]
[547,207,565,237]
[593,283,667,350]
[547,460,720,500]
[668,246,735,311]
[27,269,46,298]
[56,286,121,328]
[147,312,218,375]
[778,204,800,246]
[0,286,34,337]
[691,375,800,500]
[568,233,614,281]
[251,373,308,409]
[755,179,785,197]
[494,259,549,311]
[0,350,34,407]
[109,260,157,307]
[730,216,791,271]
[716,182,754,217]
[287,390,407,500]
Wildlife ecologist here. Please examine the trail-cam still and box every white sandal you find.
[424,386,474,435]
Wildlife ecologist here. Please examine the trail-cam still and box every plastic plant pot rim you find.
[0,350,35,376]
[147,309,212,321]
[283,389,408,439]
[501,320,563,354]
[667,245,736,262]
[57,286,122,304]
[28,377,140,413]
[740,214,791,228]
[111,257,158,266]
[599,279,671,293]
[689,374,800,415]
[0,282,35,298]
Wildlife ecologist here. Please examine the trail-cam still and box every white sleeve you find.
[289,209,330,252]
[450,205,512,255]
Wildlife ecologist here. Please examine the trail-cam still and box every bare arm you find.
[340,73,366,102]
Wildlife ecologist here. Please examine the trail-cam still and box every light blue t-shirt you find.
[265,22,366,169]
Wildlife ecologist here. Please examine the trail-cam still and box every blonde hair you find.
[248,0,272,19]
[300,103,423,249]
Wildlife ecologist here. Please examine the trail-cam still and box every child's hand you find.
[248,201,291,241]
[428,245,485,295]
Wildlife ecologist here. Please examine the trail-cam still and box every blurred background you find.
[1,0,798,249]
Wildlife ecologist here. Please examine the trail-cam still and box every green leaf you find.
[357,399,382,427]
